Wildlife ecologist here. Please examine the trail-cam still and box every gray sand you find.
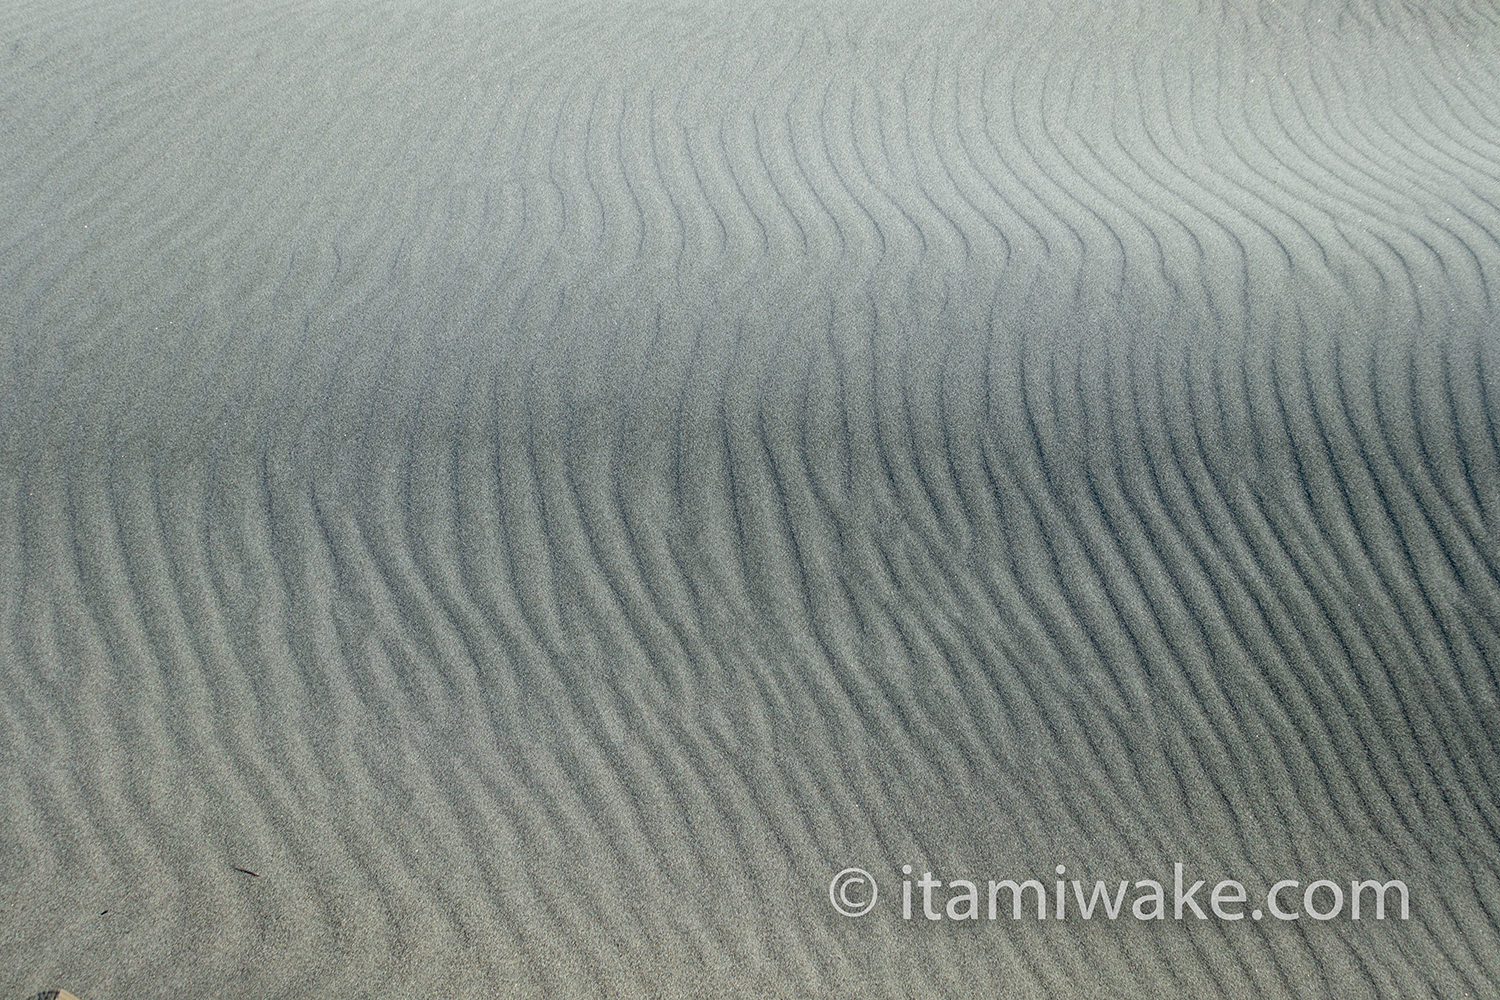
[2,0,1498,997]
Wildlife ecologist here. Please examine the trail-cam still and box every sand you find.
[2,0,1498,996]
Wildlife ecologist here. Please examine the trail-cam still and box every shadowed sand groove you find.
[3,0,1500,997]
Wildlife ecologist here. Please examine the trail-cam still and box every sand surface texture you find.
[2,0,1499,996]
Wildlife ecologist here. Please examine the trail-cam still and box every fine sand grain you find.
[2,1,1499,997]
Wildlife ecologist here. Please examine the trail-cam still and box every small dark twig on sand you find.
[233,866,261,878]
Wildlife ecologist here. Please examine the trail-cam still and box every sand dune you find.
[2,0,1498,997]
